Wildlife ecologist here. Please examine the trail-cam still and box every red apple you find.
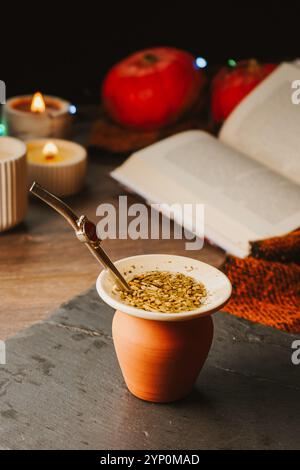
[211,59,277,123]
[102,47,205,130]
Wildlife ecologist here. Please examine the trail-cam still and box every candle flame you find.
[31,92,46,113]
[42,142,58,158]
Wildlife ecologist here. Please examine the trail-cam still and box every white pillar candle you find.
[3,93,73,140]
[26,138,87,197]
[0,137,27,232]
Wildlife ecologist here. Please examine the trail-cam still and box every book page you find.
[220,63,300,185]
[111,131,300,257]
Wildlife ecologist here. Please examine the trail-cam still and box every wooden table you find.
[0,117,225,340]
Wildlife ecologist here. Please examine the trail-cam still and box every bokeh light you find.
[69,104,77,115]
[195,57,207,69]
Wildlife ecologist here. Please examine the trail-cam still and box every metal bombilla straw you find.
[29,182,130,292]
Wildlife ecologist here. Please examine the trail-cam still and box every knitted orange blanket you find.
[222,229,300,333]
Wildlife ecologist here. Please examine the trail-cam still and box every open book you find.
[111,63,300,257]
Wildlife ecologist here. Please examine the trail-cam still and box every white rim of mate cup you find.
[96,254,232,322]
[0,136,27,231]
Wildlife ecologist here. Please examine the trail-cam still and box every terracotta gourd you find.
[113,311,213,402]
[97,254,231,403]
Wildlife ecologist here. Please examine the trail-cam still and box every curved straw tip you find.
[29,181,38,193]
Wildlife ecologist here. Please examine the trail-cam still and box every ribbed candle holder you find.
[0,137,27,232]
[26,139,87,197]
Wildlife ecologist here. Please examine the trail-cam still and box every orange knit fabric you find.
[222,229,300,333]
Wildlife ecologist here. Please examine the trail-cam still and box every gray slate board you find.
[0,288,299,450]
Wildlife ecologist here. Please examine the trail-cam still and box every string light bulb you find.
[195,57,207,69]
[228,58,237,67]
[69,104,77,115]
[0,123,6,136]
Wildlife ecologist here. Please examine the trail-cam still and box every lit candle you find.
[3,92,74,140]
[42,142,59,160]
[26,139,87,196]
[31,92,46,113]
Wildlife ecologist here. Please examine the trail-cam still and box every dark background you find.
[2,3,299,104]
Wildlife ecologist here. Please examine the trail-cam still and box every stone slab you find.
[0,288,299,450]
